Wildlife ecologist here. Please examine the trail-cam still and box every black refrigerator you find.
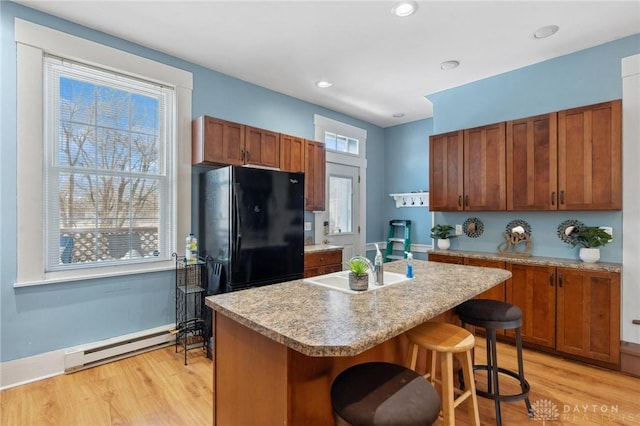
[200,166,305,293]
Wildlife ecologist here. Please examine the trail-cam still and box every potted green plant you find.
[430,224,457,250]
[346,257,370,291]
[564,225,612,263]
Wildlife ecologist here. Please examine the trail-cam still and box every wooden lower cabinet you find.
[427,252,621,369]
[304,249,343,278]
[556,268,620,366]
[506,263,556,348]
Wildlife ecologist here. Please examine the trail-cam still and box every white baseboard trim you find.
[0,323,175,390]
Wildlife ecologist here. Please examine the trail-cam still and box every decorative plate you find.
[505,219,532,237]
[557,219,585,244]
[462,217,484,238]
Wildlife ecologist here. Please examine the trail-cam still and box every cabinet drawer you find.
[304,250,342,269]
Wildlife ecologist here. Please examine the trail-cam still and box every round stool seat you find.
[331,362,440,426]
[406,321,475,353]
[457,299,523,329]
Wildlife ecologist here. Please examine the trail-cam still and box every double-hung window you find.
[44,56,174,270]
[15,19,192,286]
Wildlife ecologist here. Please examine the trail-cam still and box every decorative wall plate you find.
[505,219,532,237]
[463,217,484,238]
[557,219,585,244]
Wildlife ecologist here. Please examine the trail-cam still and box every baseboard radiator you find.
[64,326,175,373]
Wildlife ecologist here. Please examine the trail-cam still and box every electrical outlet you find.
[600,226,613,240]
[304,222,312,231]
[455,224,463,235]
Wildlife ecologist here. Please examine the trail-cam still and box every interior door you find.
[321,162,360,265]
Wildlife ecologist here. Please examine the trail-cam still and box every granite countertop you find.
[206,259,511,357]
[427,249,622,273]
[303,244,343,253]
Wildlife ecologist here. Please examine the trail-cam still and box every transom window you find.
[324,131,360,155]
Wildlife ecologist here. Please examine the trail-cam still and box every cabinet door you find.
[304,140,326,211]
[558,100,622,210]
[507,113,558,210]
[245,126,280,168]
[192,116,245,166]
[556,268,620,365]
[464,123,506,211]
[465,258,506,301]
[506,263,556,348]
[280,134,305,172]
[429,131,464,211]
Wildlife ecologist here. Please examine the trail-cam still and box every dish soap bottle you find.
[405,251,414,278]
[186,233,198,264]
[374,243,384,286]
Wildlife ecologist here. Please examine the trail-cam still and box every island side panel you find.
[215,312,288,425]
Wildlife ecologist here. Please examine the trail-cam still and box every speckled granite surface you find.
[427,249,622,273]
[303,244,343,253]
[206,259,511,357]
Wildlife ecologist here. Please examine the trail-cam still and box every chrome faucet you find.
[348,255,378,286]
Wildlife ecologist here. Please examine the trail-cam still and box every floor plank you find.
[1,339,638,425]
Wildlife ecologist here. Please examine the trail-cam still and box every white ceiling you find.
[13,0,640,127]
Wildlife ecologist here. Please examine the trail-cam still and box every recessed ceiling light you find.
[393,113,405,118]
[440,60,460,71]
[533,25,559,39]
[391,1,418,17]
[315,80,332,88]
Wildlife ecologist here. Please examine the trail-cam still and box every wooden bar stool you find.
[406,322,481,426]
[331,362,441,426]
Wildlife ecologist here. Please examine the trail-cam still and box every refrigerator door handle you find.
[233,185,242,260]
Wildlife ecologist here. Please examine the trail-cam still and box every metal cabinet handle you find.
[241,149,245,161]
[464,195,469,207]
[551,192,556,206]
[560,190,565,205]
[558,274,563,288]
[550,273,554,286]
[458,195,462,207]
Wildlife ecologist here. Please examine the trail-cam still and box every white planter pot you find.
[437,239,451,250]
[579,247,600,263]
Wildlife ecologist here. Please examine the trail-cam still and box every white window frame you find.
[313,115,367,252]
[14,19,193,287]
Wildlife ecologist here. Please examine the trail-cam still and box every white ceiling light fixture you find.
[533,25,560,39]
[393,113,405,118]
[440,60,460,71]
[391,1,418,17]
[316,80,332,88]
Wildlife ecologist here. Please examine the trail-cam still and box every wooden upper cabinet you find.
[192,116,245,166]
[304,140,326,211]
[507,113,558,211]
[429,131,464,211]
[556,268,620,365]
[558,100,622,210]
[280,134,305,172]
[463,122,506,211]
[244,126,280,168]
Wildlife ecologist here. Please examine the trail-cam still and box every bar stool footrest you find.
[473,365,531,403]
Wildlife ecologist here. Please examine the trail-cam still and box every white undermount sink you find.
[303,270,411,294]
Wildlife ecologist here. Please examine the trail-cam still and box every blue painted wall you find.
[381,119,434,260]
[425,34,640,263]
[0,2,384,362]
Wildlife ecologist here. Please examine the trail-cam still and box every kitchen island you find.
[205,259,511,425]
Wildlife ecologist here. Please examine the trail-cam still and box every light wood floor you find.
[1,339,638,426]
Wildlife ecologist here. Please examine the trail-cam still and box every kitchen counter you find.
[207,259,511,357]
[428,249,622,273]
[206,259,512,425]
[303,243,343,253]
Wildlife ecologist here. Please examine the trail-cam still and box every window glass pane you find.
[329,176,352,234]
[46,56,169,270]
[324,131,359,155]
[347,138,359,154]
[336,135,347,152]
[324,131,337,151]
